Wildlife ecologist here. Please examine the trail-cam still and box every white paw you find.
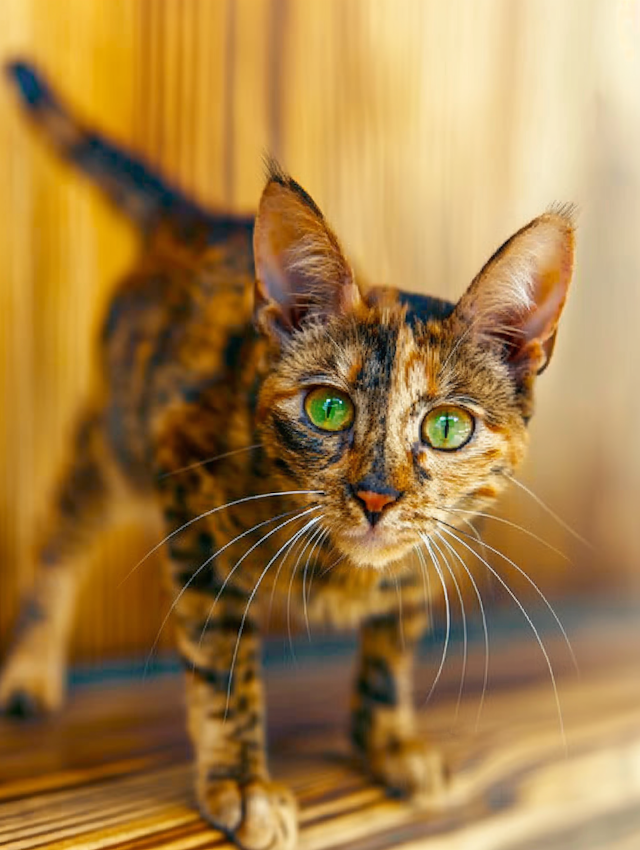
[199,778,298,850]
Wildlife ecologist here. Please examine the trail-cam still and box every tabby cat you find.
[0,62,575,850]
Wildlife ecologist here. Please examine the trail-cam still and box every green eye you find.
[422,406,474,451]
[304,387,355,432]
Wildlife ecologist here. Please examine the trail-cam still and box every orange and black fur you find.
[0,63,575,850]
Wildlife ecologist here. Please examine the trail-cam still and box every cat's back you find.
[99,215,261,482]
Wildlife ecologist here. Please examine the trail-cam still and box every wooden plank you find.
[1,616,640,848]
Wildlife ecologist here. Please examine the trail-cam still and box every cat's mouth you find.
[336,523,416,568]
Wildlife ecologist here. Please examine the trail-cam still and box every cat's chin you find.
[335,526,416,570]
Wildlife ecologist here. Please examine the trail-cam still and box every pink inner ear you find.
[504,218,575,374]
[521,266,569,344]
[454,211,575,372]
[516,219,575,353]
[254,206,301,318]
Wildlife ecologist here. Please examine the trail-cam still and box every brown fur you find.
[0,63,575,850]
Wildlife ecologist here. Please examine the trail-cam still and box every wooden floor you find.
[1,604,640,849]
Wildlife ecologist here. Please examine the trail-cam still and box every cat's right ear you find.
[253,163,362,341]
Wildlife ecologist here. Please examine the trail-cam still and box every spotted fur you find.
[0,63,575,850]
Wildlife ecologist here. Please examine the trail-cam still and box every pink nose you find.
[355,490,398,515]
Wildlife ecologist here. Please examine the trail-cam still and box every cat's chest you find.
[204,516,422,630]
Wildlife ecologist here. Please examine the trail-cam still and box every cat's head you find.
[252,163,575,569]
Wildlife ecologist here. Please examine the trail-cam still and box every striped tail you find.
[6,60,205,228]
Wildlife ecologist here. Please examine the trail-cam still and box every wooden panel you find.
[1,0,639,661]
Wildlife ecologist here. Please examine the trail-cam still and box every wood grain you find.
[1,0,640,661]
[1,613,640,848]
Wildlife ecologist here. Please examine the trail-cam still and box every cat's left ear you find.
[453,208,576,376]
[253,163,362,340]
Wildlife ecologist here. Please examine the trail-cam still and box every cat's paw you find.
[0,650,66,718]
[367,738,448,805]
[199,778,297,850]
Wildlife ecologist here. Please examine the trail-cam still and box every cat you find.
[0,61,575,850]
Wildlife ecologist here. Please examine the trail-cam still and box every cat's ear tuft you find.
[253,164,362,340]
[453,210,576,376]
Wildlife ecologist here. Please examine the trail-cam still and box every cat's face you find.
[257,304,528,568]
[253,164,574,569]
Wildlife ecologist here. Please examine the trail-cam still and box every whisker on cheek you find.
[144,506,307,674]
[193,505,323,666]
[121,489,324,588]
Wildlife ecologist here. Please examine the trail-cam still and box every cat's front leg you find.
[175,589,297,850]
[0,406,111,717]
[155,436,297,849]
[351,604,447,805]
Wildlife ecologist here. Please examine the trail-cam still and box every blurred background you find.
[0,0,639,663]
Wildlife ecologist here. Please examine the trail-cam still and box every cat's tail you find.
[5,60,205,228]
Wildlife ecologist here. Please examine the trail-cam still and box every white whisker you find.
[157,444,262,479]
[438,319,477,375]
[120,489,323,588]
[415,545,434,625]
[306,528,331,606]
[321,552,345,577]
[431,535,467,722]
[224,515,323,717]
[419,533,451,706]
[438,523,567,752]
[436,531,489,730]
[302,526,329,639]
[414,546,433,630]
[461,517,489,561]
[394,573,405,652]
[503,473,593,550]
[443,521,578,675]
[287,520,326,658]
[319,550,344,577]
[143,507,305,673]
[446,507,571,563]
[195,505,323,658]
[266,519,315,631]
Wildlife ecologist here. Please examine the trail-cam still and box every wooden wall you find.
[1,0,639,661]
